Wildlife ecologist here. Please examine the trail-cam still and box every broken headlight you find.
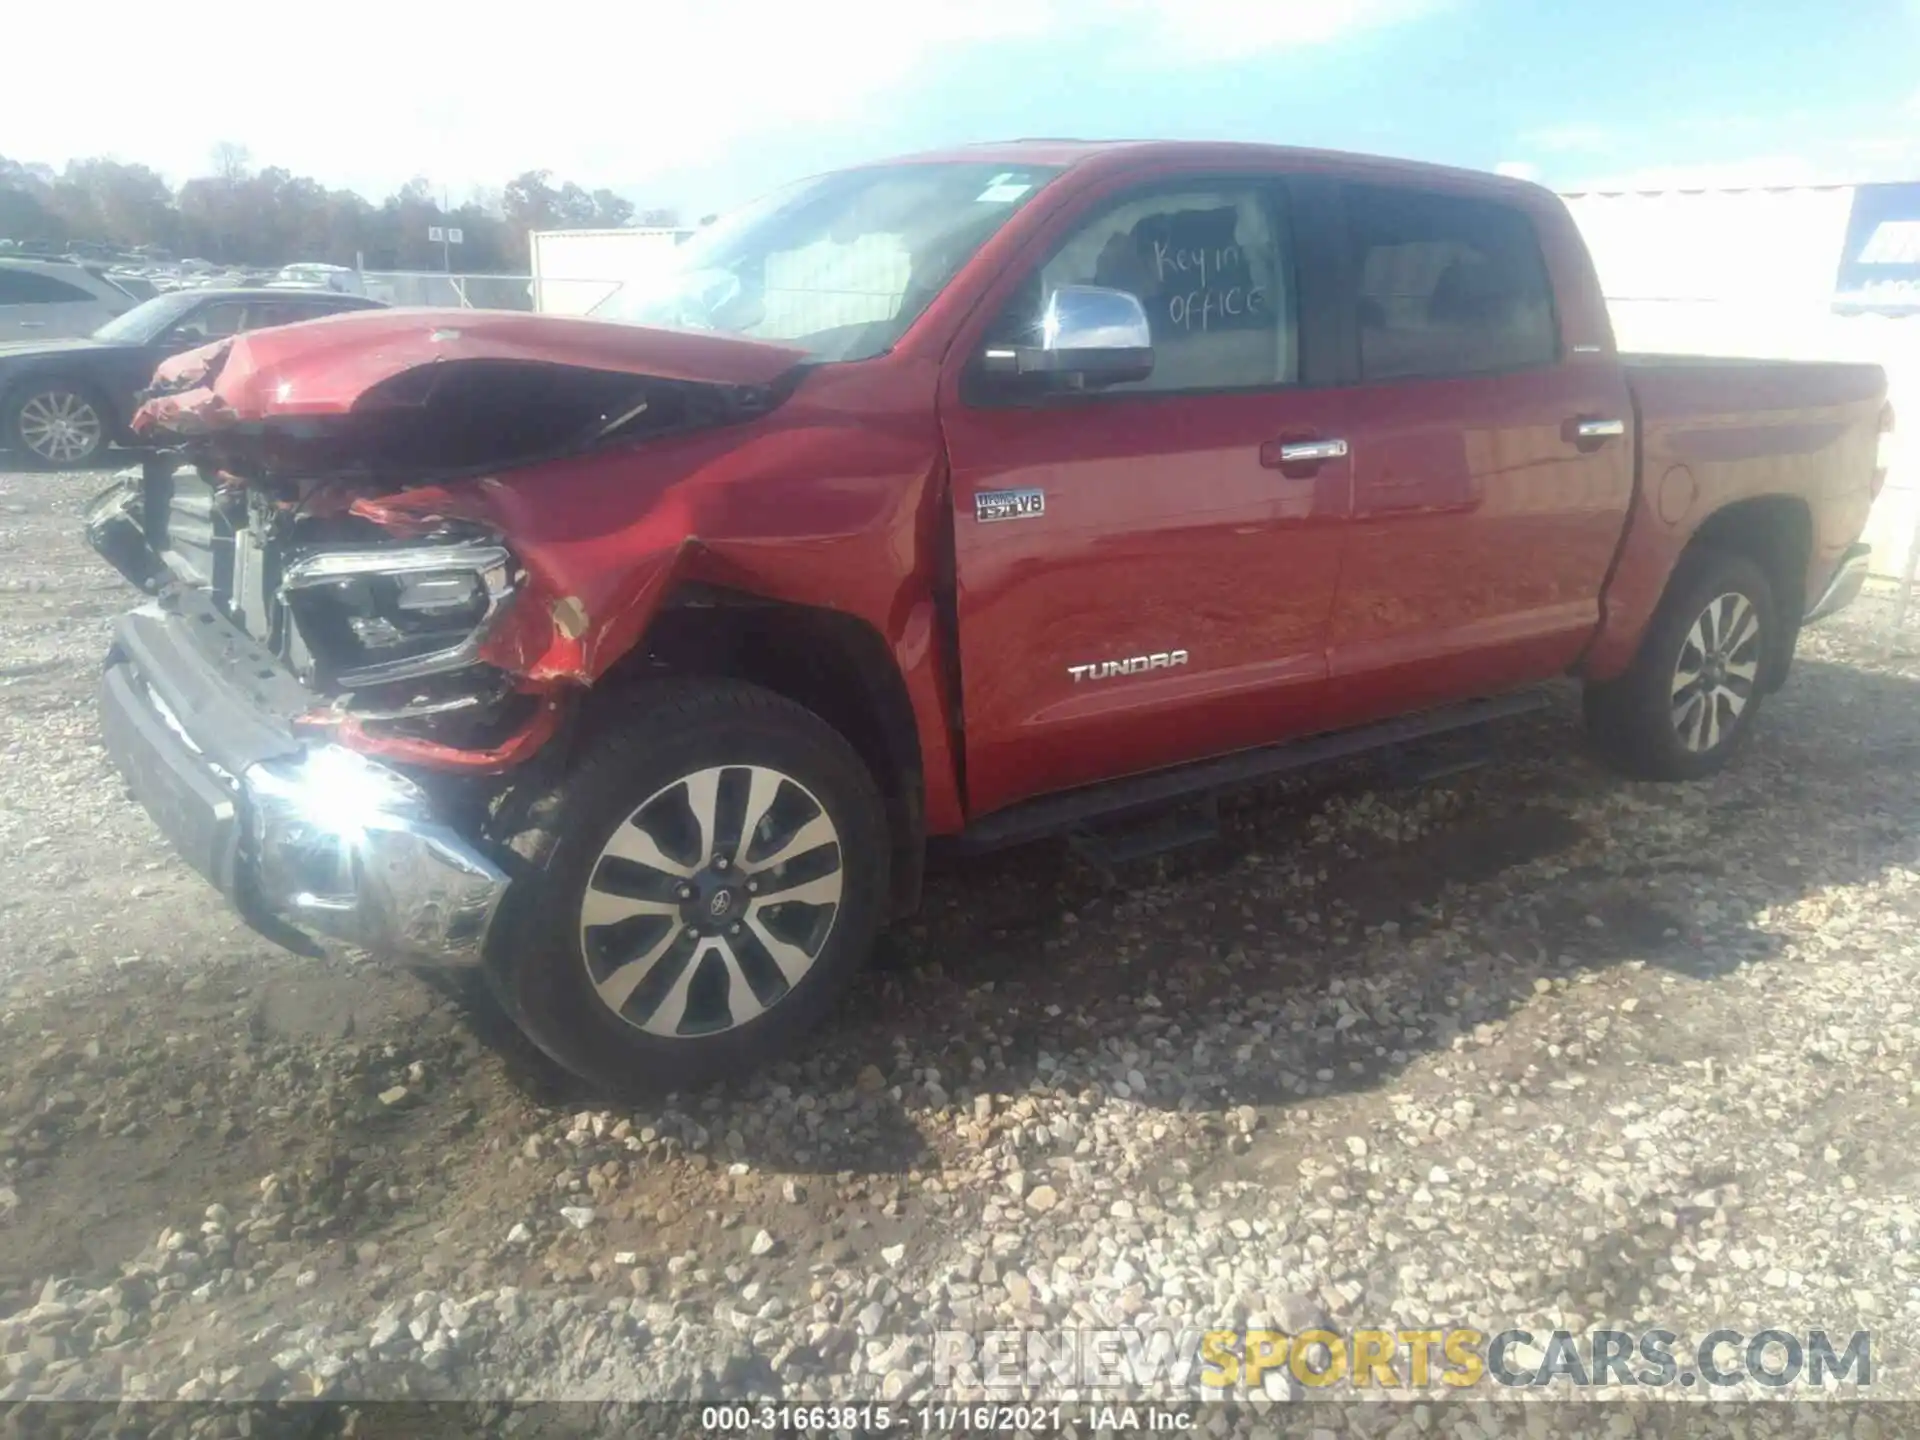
[280,542,515,689]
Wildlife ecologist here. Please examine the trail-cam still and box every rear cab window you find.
[1343,184,1559,381]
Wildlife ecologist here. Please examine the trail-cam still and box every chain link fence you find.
[352,271,540,310]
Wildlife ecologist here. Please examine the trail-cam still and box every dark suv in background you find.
[0,287,384,467]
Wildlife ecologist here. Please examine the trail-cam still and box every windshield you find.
[592,161,1062,360]
[90,290,205,344]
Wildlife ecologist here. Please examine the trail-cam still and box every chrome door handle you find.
[1574,418,1625,440]
[1274,438,1349,463]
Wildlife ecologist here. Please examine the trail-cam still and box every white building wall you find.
[528,228,691,316]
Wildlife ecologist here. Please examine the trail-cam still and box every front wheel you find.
[483,679,889,1095]
[1584,548,1777,781]
[5,383,110,468]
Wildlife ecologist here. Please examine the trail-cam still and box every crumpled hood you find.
[132,307,812,436]
[111,308,824,696]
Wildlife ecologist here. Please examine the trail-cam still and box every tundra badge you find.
[975,487,1045,523]
[1069,651,1190,682]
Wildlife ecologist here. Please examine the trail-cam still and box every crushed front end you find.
[88,464,522,963]
[85,309,809,965]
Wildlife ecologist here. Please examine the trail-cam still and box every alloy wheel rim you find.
[18,391,102,464]
[578,764,844,1038]
[1672,590,1762,753]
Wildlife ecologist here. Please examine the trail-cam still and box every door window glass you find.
[1346,185,1557,380]
[246,301,332,330]
[164,301,248,345]
[999,184,1297,393]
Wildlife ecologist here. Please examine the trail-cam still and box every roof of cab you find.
[875,138,1553,200]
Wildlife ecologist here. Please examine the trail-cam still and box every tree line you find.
[0,144,682,274]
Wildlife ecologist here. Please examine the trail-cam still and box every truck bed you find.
[1574,351,1889,679]
[1624,355,1885,529]
[1622,353,1885,371]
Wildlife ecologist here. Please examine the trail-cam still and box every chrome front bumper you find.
[1804,543,1872,626]
[99,595,508,965]
[243,747,508,963]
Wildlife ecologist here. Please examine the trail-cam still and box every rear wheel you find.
[1584,548,1777,780]
[483,679,889,1095]
[5,383,109,468]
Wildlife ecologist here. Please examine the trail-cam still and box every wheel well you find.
[1686,496,1811,690]
[585,586,926,916]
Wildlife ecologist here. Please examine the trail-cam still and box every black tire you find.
[2,380,113,469]
[482,679,889,1096]
[1584,547,1778,781]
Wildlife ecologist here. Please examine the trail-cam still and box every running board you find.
[1067,794,1222,885]
[1377,727,1500,789]
[949,688,1552,855]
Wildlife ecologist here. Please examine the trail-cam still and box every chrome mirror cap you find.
[1042,284,1152,352]
[979,285,1154,390]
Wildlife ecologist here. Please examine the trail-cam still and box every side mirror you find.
[981,285,1154,390]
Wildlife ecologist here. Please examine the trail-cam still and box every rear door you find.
[1322,182,1633,726]
[939,172,1353,817]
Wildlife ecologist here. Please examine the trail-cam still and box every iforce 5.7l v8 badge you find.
[974,488,1045,523]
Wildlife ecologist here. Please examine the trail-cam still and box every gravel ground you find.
[1,463,1918,1433]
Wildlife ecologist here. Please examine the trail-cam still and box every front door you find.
[938,177,1352,818]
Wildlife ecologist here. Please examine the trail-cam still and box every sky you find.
[5,0,1919,215]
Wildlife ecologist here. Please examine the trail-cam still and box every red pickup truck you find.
[87,141,1892,1092]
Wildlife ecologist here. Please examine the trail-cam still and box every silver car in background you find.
[0,259,137,340]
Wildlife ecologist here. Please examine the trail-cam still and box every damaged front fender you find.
[326,692,566,774]
[332,477,703,687]
[119,308,816,773]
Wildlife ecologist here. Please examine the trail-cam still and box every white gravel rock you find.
[0,472,1915,1407]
